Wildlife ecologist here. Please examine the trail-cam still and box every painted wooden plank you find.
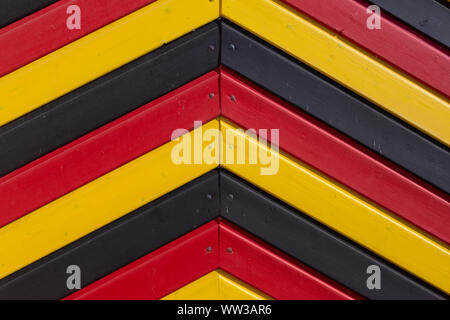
[0,172,220,300]
[221,21,450,194]
[0,0,220,127]
[220,170,446,300]
[0,71,219,228]
[0,0,156,77]
[278,0,450,98]
[162,270,271,300]
[0,22,219,177]
[67,221,220,300]
[0,120,219,279]
[64,217,360,300]
[0,0,58,29]
[221,119,450,294]
[370,0,450,48]
[222,0,450,146]
[221,69,450,245]
[219,221,361,300]
[3,169,443,299]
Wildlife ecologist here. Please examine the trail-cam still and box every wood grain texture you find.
[0,0,219,126]
[222,0,450,146]
[279,0,450,98]
[0,71,219,228]
[221,119,450,294]
[0,121,219,279]
[221,69,450,245]
[0,0,156,77]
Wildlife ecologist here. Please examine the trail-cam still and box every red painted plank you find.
[221,69,450,245]
[66,219,360,300]
[219,221,362,300]
[66,220,219,300]
[280,0,450,98]
[0,0,155,77]
[0,71,220,227]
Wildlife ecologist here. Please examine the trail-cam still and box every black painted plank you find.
[221,20,450,194]
[0,0,58,29]
[0,170,220,300]
[220,170,447,300]
[434,0,450,10]
[3,168,446,300]
[0,21,220,177]
[370,0,450,48]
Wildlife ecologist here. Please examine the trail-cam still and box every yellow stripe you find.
[222,0,450,146]
[0,0,219,127]
[2,117,448,292]
[162,270,271,300]
[220,118,450,293]
[0,120,219,279]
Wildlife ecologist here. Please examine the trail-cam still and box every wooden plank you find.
[0,0,57,28]
[0,71,220,228]
[220,170,446,300]
[221,21,450,194]
[279,0,450,98]
[63,216,360,300]
[67,221,220,300]
[0,172,220,300]
[220,119,450,294]
[0,21,219,177]
[0,0,219,127]
[222,0,450,146]
[0,120,219,279]
[221,69,450,245]
[162,270,271,300]
[370,0,450,48]
[0,0,156,77]
[3,168,443,299]
[219,221,361,300]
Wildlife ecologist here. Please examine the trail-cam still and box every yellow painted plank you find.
[220,118,450,293]
[0,120,219,279]
[163,271,220,300]
[217,270,271,300]
[0,0,219,127]
[162,270,271,300]
[222,0,450,146]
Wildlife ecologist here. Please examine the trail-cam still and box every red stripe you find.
[66,220,360,300]
[66,220,219,300]
[219,221,362,300]
[0,71,220,227]
[280,0,450,98]
[2,68,447,243]
[221,69,450,245]
[0,0,155,77]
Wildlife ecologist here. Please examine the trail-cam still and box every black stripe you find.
[0,21,220,177]
[2,169,446,300]
[221,20,450,194]
[369,0,450,48]
[434,0,450,9]
[0,170,220,300]
[220,170,447,300]
[0,0,58,29]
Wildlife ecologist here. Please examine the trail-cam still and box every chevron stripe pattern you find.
[0,0,449,300]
